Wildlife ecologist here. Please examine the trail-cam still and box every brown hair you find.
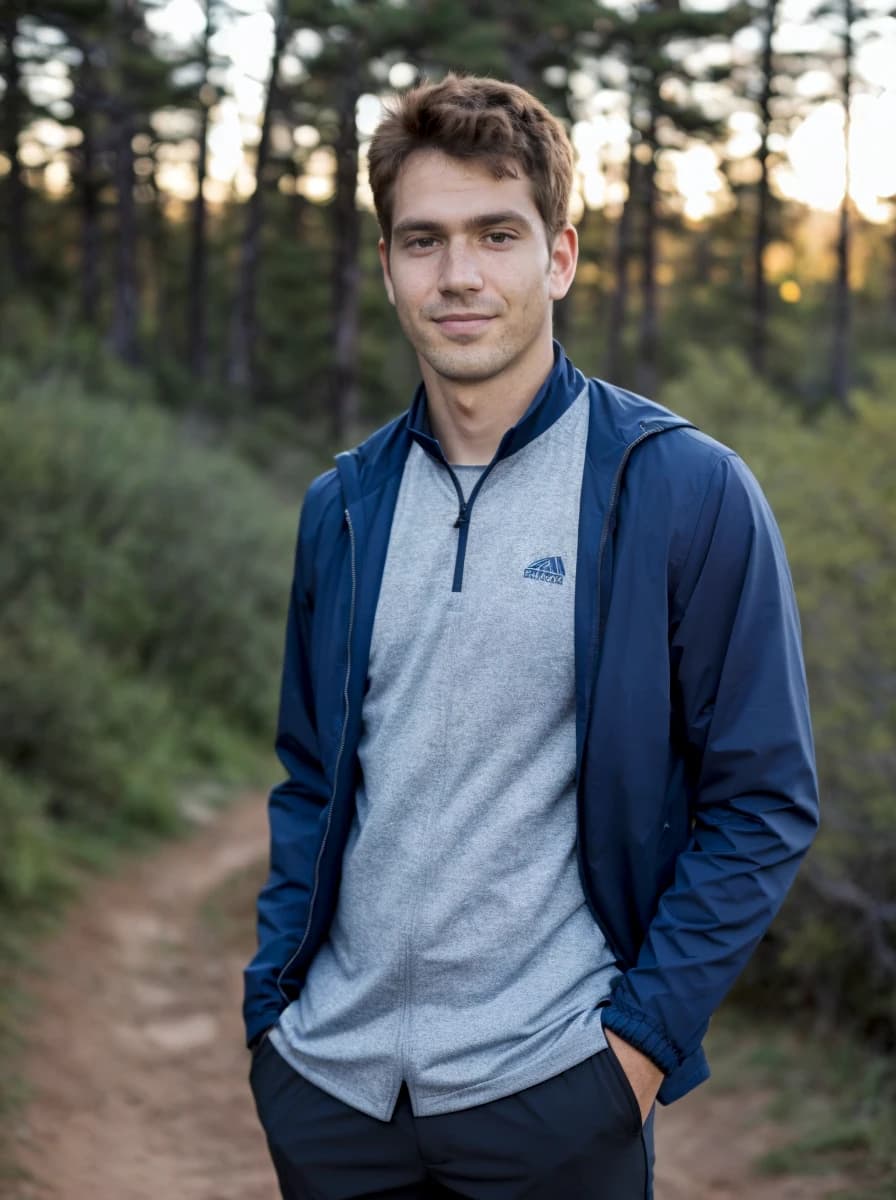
[368,73,574,246]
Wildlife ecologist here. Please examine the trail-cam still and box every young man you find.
[244,75,819,1199]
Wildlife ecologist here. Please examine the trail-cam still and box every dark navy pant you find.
[250,1038,653,1199]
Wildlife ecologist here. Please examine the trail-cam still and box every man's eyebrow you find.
[392,210,536,238]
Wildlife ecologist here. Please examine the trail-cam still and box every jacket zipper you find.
[277,507,357,1001]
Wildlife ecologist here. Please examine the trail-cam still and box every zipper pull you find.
[454,503,468,529]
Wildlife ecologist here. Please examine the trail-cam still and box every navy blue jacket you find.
[243,348,819,1105]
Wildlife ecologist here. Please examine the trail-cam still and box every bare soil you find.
[11,796,846,1199]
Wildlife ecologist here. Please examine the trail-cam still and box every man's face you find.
[379,151,576,389]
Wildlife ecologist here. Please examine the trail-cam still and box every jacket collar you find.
[335,341,692,508]
[405,341,584,467]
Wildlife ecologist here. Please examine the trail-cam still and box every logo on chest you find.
[523,556,566,585]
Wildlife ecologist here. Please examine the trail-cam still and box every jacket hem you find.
[245,1002,286,1049]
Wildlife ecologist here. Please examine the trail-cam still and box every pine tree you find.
[830,0,855,410]
[0,4,32,284]
[187,0,214,379]
[799,0,883,407]
[588,1,751,393]
[750,0,779,375]
[227,0,289,392]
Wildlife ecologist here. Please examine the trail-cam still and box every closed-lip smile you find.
[433,313,494,322]
[432,313,496,337]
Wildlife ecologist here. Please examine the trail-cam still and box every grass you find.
[703,1006,896,1197]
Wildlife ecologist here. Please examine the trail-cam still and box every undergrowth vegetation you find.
[0,355,308,971]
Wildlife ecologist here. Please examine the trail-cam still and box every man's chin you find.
[419,346,512,385]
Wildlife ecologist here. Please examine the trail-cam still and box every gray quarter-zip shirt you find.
[271,385,619,1119]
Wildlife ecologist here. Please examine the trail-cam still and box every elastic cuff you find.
[601,1003,681,1076]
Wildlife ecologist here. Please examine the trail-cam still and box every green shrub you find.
[0,765,56,910]
[0,372,298,738]
[0,364,305,933]
[0,583,185,836]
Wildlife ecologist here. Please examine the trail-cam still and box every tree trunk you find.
[329,56,363,444]
[293,187,309,240]
[635,100,659,399]
[605,101,638,383]
[78,96,101,326]
[226,0,287,394]
[188,0,211,379]
[110,106,140,364]
[752,0,779,376]
[831,186,851,408]
[693,224,713,287]
[502,2,535,91]
[150,155,170,357]
[830,0,853,410]
[1,8,30,283]
[67,30,102,327]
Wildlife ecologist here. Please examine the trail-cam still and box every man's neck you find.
[421,340,555,466]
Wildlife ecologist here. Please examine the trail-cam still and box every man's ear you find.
[548,224,578,302]
[378,237,396,306]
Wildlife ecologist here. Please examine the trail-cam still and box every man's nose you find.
[438,238,484,293]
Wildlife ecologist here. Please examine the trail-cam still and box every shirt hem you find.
[267,1028,398,1122]
[269,1023,611,1122]
[409,1026,610,1117]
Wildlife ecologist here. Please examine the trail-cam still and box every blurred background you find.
[1,0,894,1196]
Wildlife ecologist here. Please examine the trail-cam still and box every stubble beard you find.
[417,339,514,384]
[397,307,541,387]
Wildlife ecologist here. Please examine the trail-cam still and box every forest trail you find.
[12,796,843,1200]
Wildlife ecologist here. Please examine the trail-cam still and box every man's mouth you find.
[432,313,495,335]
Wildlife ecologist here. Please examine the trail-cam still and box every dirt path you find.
[12,797,843,1199]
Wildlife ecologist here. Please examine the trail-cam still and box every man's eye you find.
[408,236,438,250]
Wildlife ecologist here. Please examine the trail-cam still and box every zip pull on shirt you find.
[407,343,582,594]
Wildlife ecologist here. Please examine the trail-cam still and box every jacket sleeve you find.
[601,452,819,1095]
[242,480,333,1047]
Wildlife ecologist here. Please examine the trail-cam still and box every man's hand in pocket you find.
[605,1029,663,1123]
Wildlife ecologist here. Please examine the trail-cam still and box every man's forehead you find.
[390,149,539,222]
